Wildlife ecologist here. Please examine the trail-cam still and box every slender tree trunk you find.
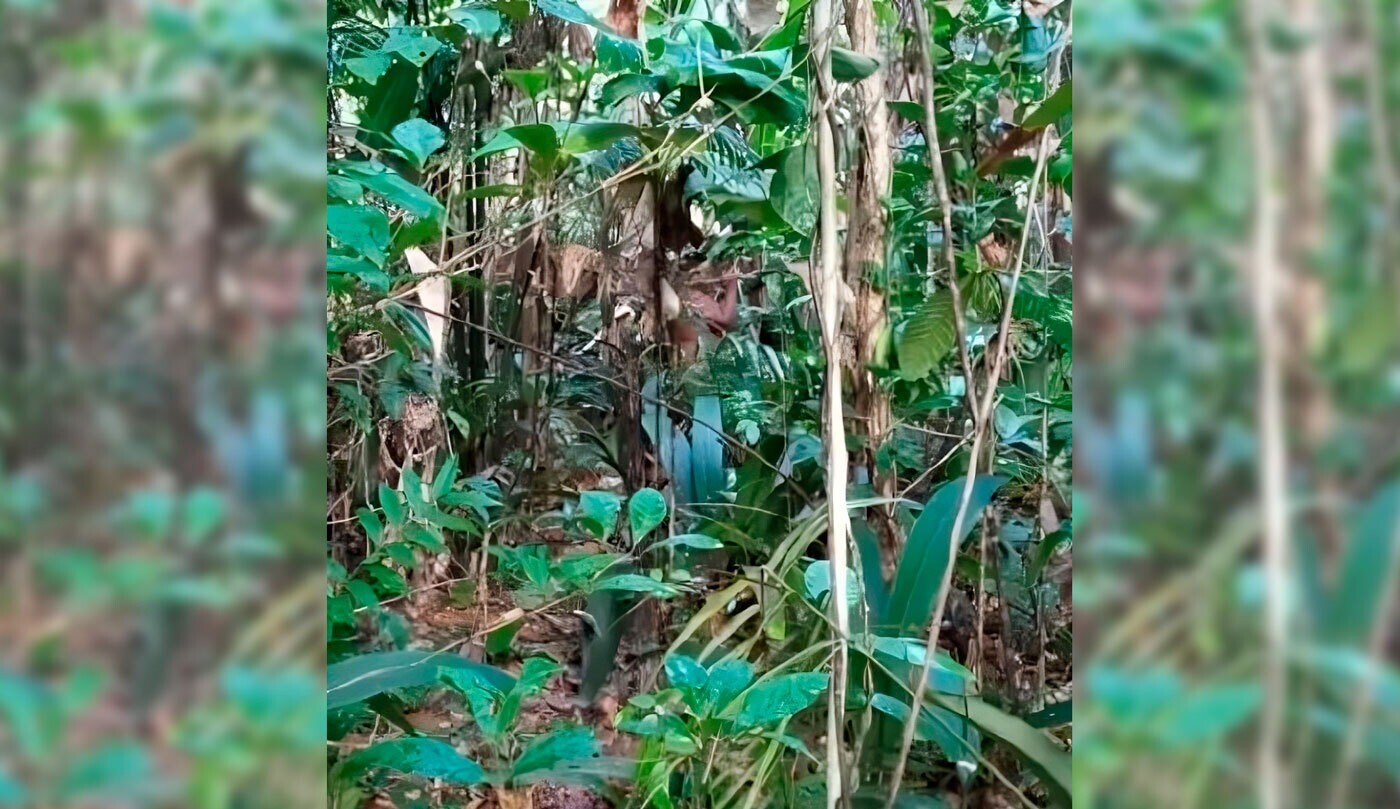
[812,0,850,804]
[1243,0,1291,807]
[843,0,897,565]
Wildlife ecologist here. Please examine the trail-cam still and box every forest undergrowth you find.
[325,0,1072,806]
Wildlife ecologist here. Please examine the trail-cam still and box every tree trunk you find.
[843,0,896,566]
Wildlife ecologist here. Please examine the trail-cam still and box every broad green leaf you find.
[704,659,754,712]
[643,533,724,553]
[378,483,405,525]
[664,654,709,692]
[390,118,446,169]
[733,672,828,729]
[832,47,879,82]
[769,143,818,235]
[628,488,668,541]
[402,521,446,552]
[887,475,1006,634]
[866,635,973,695]
[336,160,444,221]
[931,693,1070,807]
[1021,80,1072,131]
[897,290,956,381]
[343,738,486,784]
[345,53,393,83]
[503,68,551,99]
[600,74,669,107]
[1328,480,1400,643]
[356,507,384,546]
[328,253,389,293]
[536,0,604,27]
[578,490,622,540]
[431,454,459,500]
[803,560,862,608]
[555,121,642,155]
[327,204,390,266]
[512,726,601,779]
[869,694,980,772]
[592,574,682,598]
[360,58,420,138]
[0,766,23,804]
[327,651,512,709]
[1152,683,1260,747]
[471,124,560,165]
[382,30,443,67]
[596,33,645,71]
[328,175,363,203]
[691,395,727,504]
[448,5,503,37]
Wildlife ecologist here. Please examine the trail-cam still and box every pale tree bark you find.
[1243,1,1291,808]
[811,0,850,804]
[843,0,897,564]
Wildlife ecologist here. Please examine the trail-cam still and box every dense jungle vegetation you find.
[324,0,1072,806]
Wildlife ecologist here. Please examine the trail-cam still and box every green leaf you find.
[471,124,560,165]
[343,738,486,784]
[536,0,604,26]
[327,204,390,267]
[665,654,709,692]
[803,560,861,607]
[555,121,642,155]
[1023,700,1072,729]
[382,30,443,67]
[600,74,669,107]
[448,5,504,38]
[691,395,727,504]
[400,468,432,517]
[327,651,513,709]
[1152,684,1260,747]
[336,160,444,222]
[628,488,668,541]
[1020,80,1072,131]
[345,53,393,83]
[578,490,622,540]
[357,507,384,546]
[592,574,682,598]
[769,143,818,235]
[887,475,1006,634]
[432,455,460,500]
[596,33,645,71]
[733,672,828,729]
[347,579,380,609]
[643,533,724,553]
[1328,480,1400,643]
[513,726,602,779]
[831,47,879,82]
[378,483,406,526]
[869,694,980,771]
[402,522,447,553]
[503,68,551,99]
[931,693,1071,807]
[390,118,446,169]
[360,58,420,139]
[867,636,972,695]
[0,765,24,804]
[897,290,956,381]
[704,659,754,712]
